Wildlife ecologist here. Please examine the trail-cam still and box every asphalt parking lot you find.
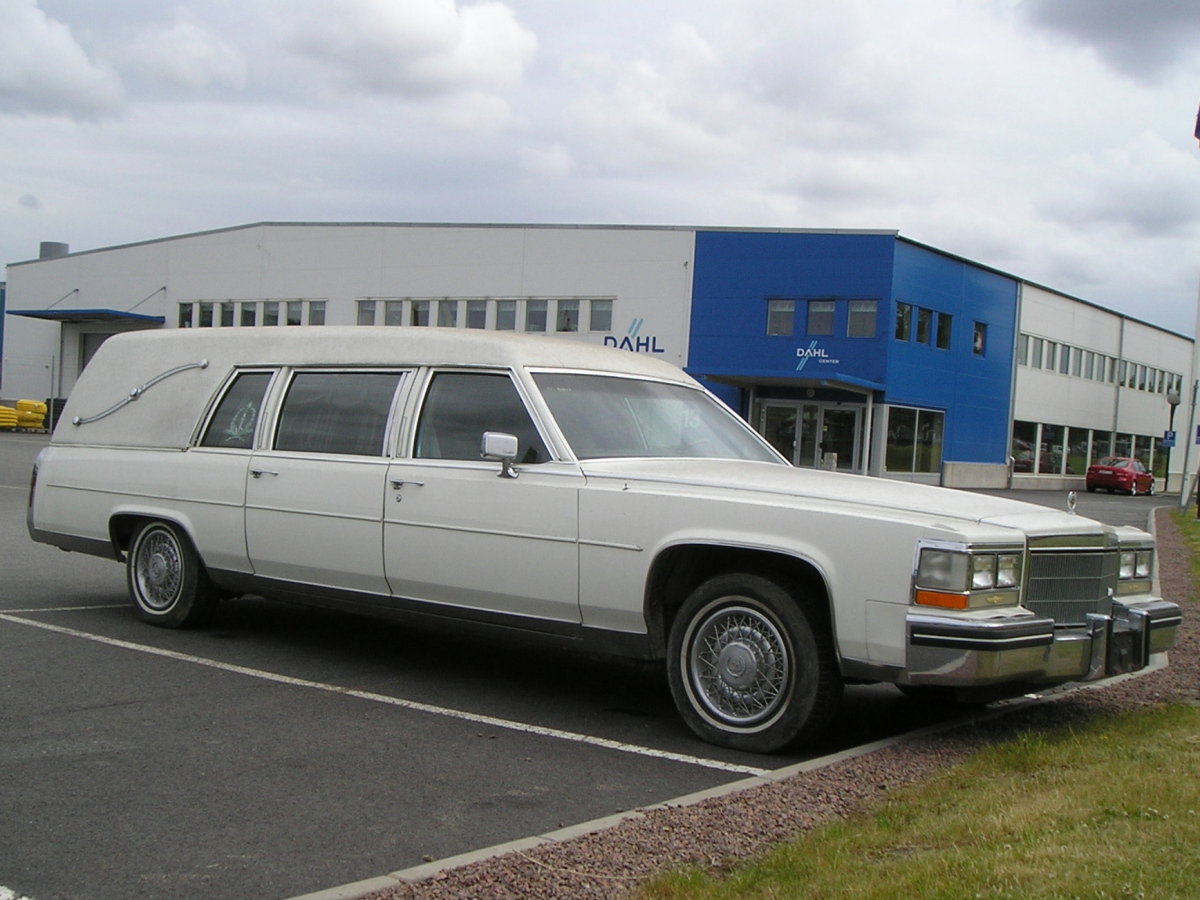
[0,432,1167,899]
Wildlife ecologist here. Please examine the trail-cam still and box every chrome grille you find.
[1025,548,1118,625]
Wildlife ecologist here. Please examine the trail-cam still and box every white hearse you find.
[28,328,1181,752]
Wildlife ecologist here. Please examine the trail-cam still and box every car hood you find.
[577,458,1107,537]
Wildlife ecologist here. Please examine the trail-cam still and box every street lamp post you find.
[1166,390,1181,494]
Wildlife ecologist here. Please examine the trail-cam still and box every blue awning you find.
[7,308,165,324]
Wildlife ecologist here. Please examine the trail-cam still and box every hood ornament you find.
[1066,490,1078,515]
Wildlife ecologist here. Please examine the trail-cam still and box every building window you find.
[220,302,235,328]
[411,300,430,326]
[1017,333,1028,365]
[1012,420,1036,472]
[286,301,303,326]
[973,322,987,356]
[178,304,193,328]
[1044,342,1057,371]
[1038,423,1064,474]
[936,313,952,350]
[807,300,834,335]
[915,308,932,344]
[847,300,877,338]
[526,299,548,332]
[467,300,487,329]
[884,406,944,474]
[384,300,404,326]
[309,301,326,326]
[240,302,257,327]
[356,300,375,326]
[766,299,795,336]
[437,300,458,327]
[895,302,912,341]
[557,299,580,332]
[590,299,613,332]
[263,301,279,326]
[496,300,517,331]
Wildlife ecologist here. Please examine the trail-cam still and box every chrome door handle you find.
[390,480,425,489]
[250,469,279,478]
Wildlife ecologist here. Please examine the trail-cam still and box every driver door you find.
[383,370,583,625]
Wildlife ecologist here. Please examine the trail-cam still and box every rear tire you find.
[126,520,219,628]
[667,573,842,753]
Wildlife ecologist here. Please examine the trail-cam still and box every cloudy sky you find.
[3,0,1199,333]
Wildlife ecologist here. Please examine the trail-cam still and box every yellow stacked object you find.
[17,399,47,429]
[0,400,48,431]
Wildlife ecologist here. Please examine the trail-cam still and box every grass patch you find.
[1170,507,1200,588]
[640,706,1200,899]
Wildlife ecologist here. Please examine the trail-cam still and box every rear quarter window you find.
[199,371,274,449]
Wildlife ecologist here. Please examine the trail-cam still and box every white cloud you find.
[1018,0,1200,84]
[520,142,576,180]
[287,0,536,99]
[122,18,248,92]
[2,0,1199,334]
[0,0,123,118]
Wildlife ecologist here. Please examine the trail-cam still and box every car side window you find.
[414,372,549,463]
[274,371,404,456]
[199,371,274,449]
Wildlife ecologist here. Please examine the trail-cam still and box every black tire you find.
[1086,485,1097,493]
[666,573,842,753]
[126,520,219,628]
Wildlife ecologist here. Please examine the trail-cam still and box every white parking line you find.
[0,611,771,777]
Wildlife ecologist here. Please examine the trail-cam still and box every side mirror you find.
[481,431,520,479]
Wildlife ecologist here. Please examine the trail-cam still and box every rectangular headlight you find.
[971,555,996,589]
[1136,550,1153,579]
[917,548,969,592]
[996,553,1021,588]
[1120,550,1136,579]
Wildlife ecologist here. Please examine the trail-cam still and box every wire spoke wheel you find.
[133,527,184,611]
[126,520,219,628]
[667,573,842,753]
[688,603,789,727]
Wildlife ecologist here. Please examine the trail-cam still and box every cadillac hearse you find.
[28,327,1181,752]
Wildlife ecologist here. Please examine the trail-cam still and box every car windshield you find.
[533,372,783,463]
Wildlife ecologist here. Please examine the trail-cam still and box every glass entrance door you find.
[761,402,861,471]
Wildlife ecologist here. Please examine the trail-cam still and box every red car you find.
[1085,457,1154,495]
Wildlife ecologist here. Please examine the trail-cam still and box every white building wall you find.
[1014,282,1193,489]
[3,224,698,401]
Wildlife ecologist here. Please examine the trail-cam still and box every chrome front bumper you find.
[905,598,1182,688]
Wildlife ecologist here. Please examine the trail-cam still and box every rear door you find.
[244,369,408,595]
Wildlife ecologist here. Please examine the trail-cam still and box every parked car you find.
[1085,457,1154,495]
[27,328,1181,752]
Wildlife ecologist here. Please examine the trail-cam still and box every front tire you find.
[667,573,842,753]
[126,521,219,628]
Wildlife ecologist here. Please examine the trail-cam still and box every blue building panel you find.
[689,231,896,387]
[687,230,1019,471]
[889,241,1017,464]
